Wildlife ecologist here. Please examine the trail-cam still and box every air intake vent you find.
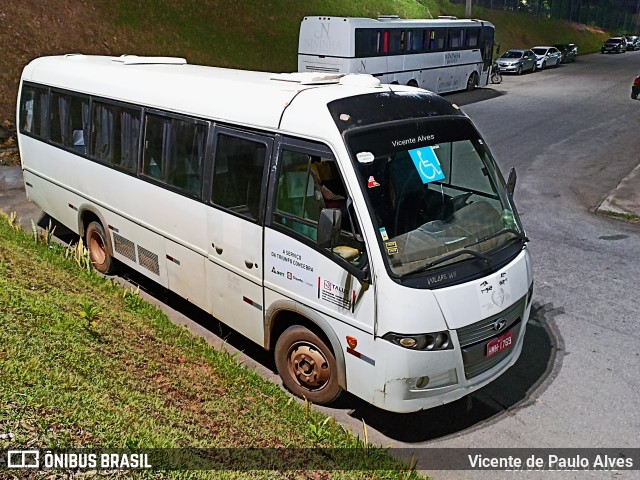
[137,245,160,275]
[113,233,136,262]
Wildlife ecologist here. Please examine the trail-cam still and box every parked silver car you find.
[531,46,561,69]
[496,49,537,74]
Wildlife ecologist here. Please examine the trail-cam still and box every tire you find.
[541,61,547,70]
[531,63,537,73]
[466,72,477,91]
[516,65,522,75]
[490,71,502,84]
[632,92,638,100]
[85,221,116,274]
[275,325,342,405]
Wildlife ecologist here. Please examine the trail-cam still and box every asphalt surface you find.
[1,51,639,478]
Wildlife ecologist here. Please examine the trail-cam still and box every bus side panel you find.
[165,236,207,309]
[298,54,345,74]
[263,228,377,402]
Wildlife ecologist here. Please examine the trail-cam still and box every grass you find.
[439,2,609,54]
[0,211,423,478]
[597,209,640,223]
[112,0,437,72]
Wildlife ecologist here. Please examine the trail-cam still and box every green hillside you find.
[0,0,609,145]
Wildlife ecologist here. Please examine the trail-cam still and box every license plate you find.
[486,331,513,358]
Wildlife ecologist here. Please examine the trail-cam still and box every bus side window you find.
[91,101,141,174]
[141,114,205,196]
[49,91,88,152]
[19,85,48,138]
[211,133,267,221]
[467,28,479,48]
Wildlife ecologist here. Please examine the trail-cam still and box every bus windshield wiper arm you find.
[402,249,492,277]
[465,228,529,249]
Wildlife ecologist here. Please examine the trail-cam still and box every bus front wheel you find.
[86,221,115,274]
[275,325,342,405]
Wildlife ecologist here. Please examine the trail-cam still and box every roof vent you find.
[378,15,400,21]
[111,55,187,65]
[270,72,343,85]
[437,15,458,20]
[338,74,381,88]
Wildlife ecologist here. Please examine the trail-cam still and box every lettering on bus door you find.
[206,127,273,345]
[264,138,375,335]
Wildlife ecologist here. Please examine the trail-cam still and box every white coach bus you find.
[298,16,495,93]
[17,55,532,413]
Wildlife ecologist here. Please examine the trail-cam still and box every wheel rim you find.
[89,231,106,265]
[467,73,475,90]
[286,341,331,391]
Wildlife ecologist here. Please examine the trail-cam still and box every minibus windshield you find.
[346,117,523,277]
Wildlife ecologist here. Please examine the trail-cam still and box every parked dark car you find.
[601,37,626,54]
[632,75,640,100]
[553,43,577,63]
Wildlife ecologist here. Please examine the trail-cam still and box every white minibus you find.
[17,55,533,413]
[298,16,495,93]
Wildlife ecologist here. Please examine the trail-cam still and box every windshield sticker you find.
[385,241,398,256]
[356,151,375,164]
[379,227,389,241]
[367,176,380,188]
[408,146,445,184]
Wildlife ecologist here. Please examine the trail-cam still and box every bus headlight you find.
[382,331,453,351]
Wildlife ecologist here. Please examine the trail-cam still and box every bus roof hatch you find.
[111,55,187,65]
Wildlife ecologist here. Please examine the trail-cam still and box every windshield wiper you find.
[402,249,492,277]
[464,228,529,249]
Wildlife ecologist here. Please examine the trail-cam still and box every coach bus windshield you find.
[347,117,524,277]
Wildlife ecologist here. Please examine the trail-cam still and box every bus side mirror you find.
[317,208,341,249]
[507,167,517,197]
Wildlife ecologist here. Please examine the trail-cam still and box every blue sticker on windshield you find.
[408,147,445,184]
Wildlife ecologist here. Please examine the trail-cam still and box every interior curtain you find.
[120,110,140,172]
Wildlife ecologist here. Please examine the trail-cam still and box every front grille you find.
[457,295,527,379]
[112,233,136,262]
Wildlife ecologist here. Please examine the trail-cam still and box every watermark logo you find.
[7,450,39,468]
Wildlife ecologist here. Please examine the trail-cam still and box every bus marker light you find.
[346,336,357,349]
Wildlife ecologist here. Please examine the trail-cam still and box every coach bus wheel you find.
[275,325,342,405]
[86,221,115,274]
[466,72,477,91]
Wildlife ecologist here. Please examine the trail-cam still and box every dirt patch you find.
[0,121,19,166]
[0,0,140,126]
[563,21,606,35]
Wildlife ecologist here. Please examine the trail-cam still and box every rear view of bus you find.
[298,16,495,93]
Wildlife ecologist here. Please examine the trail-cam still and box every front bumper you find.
[371,293,532,413]
[497,63,521,73]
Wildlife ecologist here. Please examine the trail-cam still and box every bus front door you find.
[206,128,273,346]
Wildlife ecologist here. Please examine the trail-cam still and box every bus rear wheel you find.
[466,72,477,91]
[275,325,342,405]
[86,221,115,274]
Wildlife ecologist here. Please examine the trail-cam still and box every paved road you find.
[2,52,639,478]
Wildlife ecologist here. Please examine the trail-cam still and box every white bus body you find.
[298,16,495,93]
[17,55,532,413]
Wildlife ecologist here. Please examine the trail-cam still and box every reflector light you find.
[346,336,357,349]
